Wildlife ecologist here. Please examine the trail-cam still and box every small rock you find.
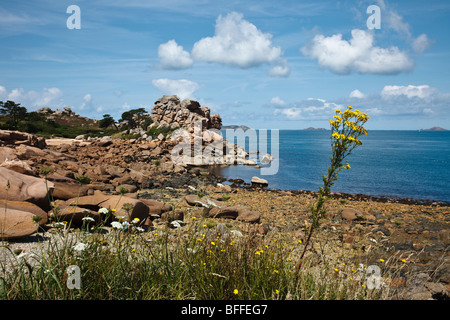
[251,176,268,187]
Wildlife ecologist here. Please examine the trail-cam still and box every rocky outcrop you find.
[150,95,222,132]
[0,129,46,149]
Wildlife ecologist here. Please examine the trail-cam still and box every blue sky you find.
[0,0,449,130]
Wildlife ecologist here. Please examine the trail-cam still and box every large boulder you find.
[46,175,90,200]
[0,208,39,239]
[0,167,54,210]
[0,199,48,225]
[51,206,100,226]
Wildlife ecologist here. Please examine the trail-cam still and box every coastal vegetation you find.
[1,97,448,301]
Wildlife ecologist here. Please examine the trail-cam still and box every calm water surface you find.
[215,130,450,203]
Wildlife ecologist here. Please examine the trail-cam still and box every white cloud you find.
[301,29,414,75]
[0,86,63,108]
[412,34,432,54]
[270,96,286,106]
[377,0,432,54]
[158,39,193,70]
[192,12,283,69]
[79,93,92,110]
[274,107,302,120]
[343,84,449,118]
[381,85,435,99]
[273,98,343,120]
[0,86,7,98]
[152,78,200,100]
[269,59,291,77]
[349,89,366,99]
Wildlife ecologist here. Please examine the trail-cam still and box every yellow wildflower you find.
[233,289,239,295]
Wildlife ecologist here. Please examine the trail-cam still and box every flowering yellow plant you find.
[297,106,369,272]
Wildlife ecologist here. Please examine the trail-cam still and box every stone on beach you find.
[251,176,268,187]
[0,199,48,225]
[0,167,54,210]
[0,208,40,239]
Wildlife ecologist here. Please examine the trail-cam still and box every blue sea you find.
[216,130,450,203]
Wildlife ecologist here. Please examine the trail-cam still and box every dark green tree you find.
[99,114,117,129]
[0,100,28,129]
[120,108,147,129]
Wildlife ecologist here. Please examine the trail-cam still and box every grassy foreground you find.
[0,212,400,300]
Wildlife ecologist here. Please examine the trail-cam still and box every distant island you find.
[222,125,251,130]
[419,127,448,131]
[303,127,326,131]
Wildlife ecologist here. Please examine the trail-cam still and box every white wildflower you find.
[98,207,109,214]
[111,221,123,229]
[82,217,95,223]
[217,183,225,188]
[73,242,87,252]
[136,227,145,233]
[165,186,174,190]
[188,185,196,191]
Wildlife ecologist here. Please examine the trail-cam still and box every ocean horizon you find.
[215,130,450,203]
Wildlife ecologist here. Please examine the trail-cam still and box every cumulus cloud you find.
[273,98,343,120]
[301,29,414,75]
[349,89,366,99]
[347,84,448,117]
[158,39,193,70]
[152,78,200,100]
[269,58,291,77]
[381,85,436,99]
[0,86,63,108]
[192,12,284,69]
[270,96,286,106]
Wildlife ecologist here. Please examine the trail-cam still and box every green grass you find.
[0,215,394,300]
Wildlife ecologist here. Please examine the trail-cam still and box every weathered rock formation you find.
[150,95,222,132]
[0,130,47,149]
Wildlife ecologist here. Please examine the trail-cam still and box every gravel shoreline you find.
[1,177,449,299]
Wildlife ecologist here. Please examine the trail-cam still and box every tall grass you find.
[0,214,394,300]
